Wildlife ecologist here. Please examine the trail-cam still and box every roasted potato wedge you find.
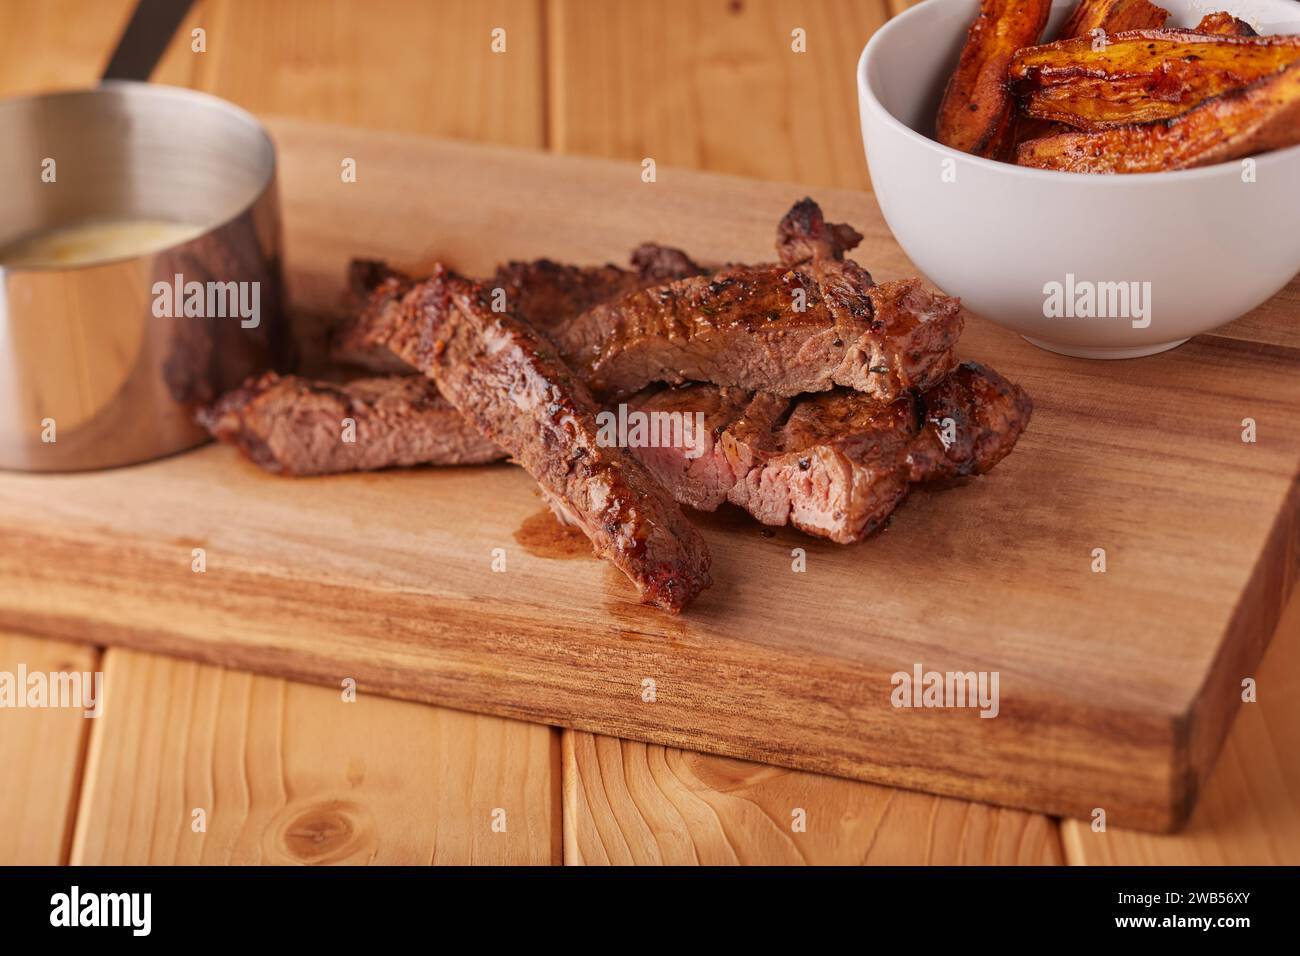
[1012,30,1300,86]
[1011,115,1069,149]
[1012,29,1300,130]
[1058,0,1169,39]
[936,0,1051,158]
[1196,11,1258,38]
[1015,59,1300,173]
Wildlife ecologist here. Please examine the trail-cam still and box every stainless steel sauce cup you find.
[0,81,286,471]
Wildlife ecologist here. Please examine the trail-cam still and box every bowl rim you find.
[0,80,277,273]
[857,0,1300,186]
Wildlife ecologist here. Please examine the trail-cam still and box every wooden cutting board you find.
[3,117,1297,832]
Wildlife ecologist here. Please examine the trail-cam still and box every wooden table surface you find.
[1,0,1297,866]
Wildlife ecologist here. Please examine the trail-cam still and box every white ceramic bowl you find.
[858,0,1300,358]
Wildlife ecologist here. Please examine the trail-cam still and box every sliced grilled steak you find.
[197,372,504,475]
[627,362,1031,543]
[723,390,917,542]
[204,361,1030,541]
[630,242,710,282]
[555,266,962,402]
[488,244,706,331]
[333,276,420,375]
[775,196,864,266]
[215,244,709,476]
[553,198,961,402]
[903,361,1034,483]
[375,267,712,612]
[332,245,705,373]
[618,385,757,511]
[347,258,411,303]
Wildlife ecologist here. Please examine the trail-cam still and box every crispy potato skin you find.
[1058,0,1169,39]
[936,0,1051,158]
[1012,30,1300,85]
[1196,11,1258,38]
[1010,115,1070,150]
[1015,59,1300,172]
[1012,30,1300,130]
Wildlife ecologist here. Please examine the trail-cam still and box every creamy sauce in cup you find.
[0,219,202,268]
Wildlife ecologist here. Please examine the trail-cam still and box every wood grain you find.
[1214,281,1300,352]
[70,649,560,864]
[0,0,545,146]
[563,731,1062,864]
[2,119,1297,831]
[0,0,135,96]
[548,0,889,189]
[0,632,98,864]
[1061,586,1300,865]
[148,0,546,145]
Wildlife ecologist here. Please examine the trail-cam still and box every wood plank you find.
[562,732,1062,864]
[3,120,1299,832]
[0,0,545,144]
[1213,281,1300,352]
[1061,586,1300,865]
[0,0,135,96]
[70,649,560,864]
[149,0,545,145]
[548,0,890,189]
[0,632,98,864]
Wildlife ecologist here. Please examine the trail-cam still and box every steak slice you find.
[197,372,504,475]
[347,258,411,304]
[903,360,1035,483]
[775,196,865,266]
[201,362,1031,546]
[555,266,962,403]
[376,267,712,612]
[488,244,706,331]
[332,245,706,373]
[333,275,420,375]
[617,384,757,511]
[630,242,710,282]
[553,199,961,402]
[627,362,1032,544]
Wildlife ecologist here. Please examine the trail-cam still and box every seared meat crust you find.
[775,196,864,265]
[628,362,1032,543]
[554,267,962,402]
[332,245,705,373]
[486,244,706,332]
[197,372,503,475]
[382,268,713,613]
[553,198,959,402]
